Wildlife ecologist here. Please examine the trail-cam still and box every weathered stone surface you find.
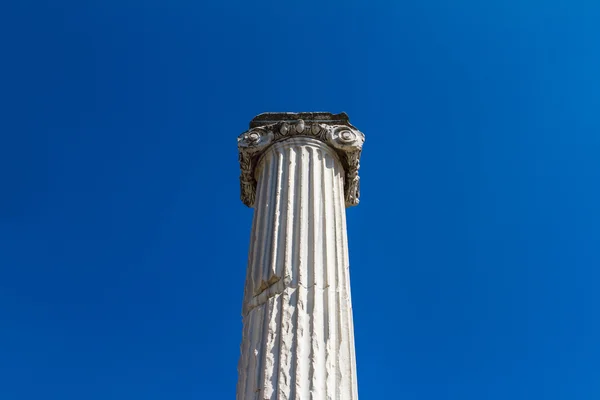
[238,112,365,208]
[236,114,364,400]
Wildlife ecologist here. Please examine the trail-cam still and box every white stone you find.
[237,113,364,400]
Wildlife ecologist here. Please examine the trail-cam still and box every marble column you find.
[236,112,365,400]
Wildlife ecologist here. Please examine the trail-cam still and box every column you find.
[236,113,365,400]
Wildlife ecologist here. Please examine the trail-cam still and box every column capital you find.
[238,112,365,208]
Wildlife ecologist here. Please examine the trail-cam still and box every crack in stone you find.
[253,275,282,297]
[244,279,331,316]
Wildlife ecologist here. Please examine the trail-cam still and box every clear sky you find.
[1,0,600,399]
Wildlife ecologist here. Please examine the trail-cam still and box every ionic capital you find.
[237,112,365,208]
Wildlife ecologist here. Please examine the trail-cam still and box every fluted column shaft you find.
[237,137,358,400]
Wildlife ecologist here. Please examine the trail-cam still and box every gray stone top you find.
[238,112,365,208]
[249,112,354,128]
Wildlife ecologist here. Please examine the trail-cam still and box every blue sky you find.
[1,0,600,398]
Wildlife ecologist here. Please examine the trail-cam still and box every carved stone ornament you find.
[238,112,365,208]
